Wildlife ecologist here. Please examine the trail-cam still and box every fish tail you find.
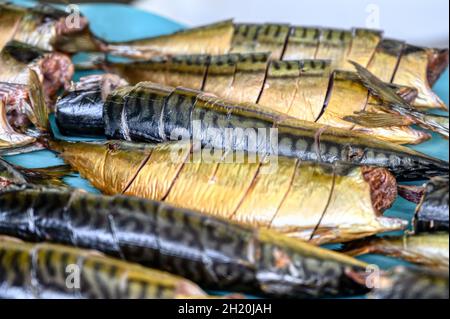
[73,53,108,71]
[28,69,50,132]
[349,60,449,137]
[340,237,383,257]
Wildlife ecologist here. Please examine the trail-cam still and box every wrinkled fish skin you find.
[107,21,449,110]
[0,3,105,53]
[368,267,449,299]
[55,78,449,181]
[48,140,406,245]
[0,184,370,298]
[414,176,449,233]
[0,237,207,299]
[102,54,429,145]
[342,232,449,269]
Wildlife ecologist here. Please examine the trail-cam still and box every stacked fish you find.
[0,2,448,299]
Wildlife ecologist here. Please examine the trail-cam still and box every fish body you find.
[107,21,449,110]
[343,232,449,269]
[0,184,370,298]
[0,237,207,299]
[48,139,406,245]
[414,176,449,233]
[368,266,449,299]
[0,3,105,53]
[55,76,449,181]
[0,69,49,155]
[102,54,429,145]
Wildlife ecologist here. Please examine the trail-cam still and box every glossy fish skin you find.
[0,3,105,54]
[0,184,370,298]
[48,139,407,245]
[107,21,449,110]
[0,237,207,299]
[102,54,429,145]
[368,267,449,299]
[56,74,127,137]
[0,41,74,109]
[342,233,449,269]
[55,77,449,181]
[414,176,449,233]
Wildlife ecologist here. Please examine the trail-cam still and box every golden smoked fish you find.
[106,21,449,110]
[55,76,449,181]
[101,54,429,144]
[49,139,407,245]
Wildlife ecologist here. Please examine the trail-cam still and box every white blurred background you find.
[135,0,449,47]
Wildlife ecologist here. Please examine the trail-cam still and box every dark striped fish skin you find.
[0,237,207,299]
[0,3,105,53]
[414,176,449,233]
[342,232,449,269]
[56,77,449,181]
[0,185,370,298]
[368,267,449,299]
[106,21,448,110]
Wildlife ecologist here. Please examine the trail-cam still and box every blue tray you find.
[5,0,450,291]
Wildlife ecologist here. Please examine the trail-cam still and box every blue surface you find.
[4,0,450,280]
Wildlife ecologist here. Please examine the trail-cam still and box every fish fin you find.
[349,60,413,110]
[397,185,425,204]
[350,60,450,137]
[343,111,414,127]
[15,165,74,187]
[73,53,106,71]
[28,69,50,131]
